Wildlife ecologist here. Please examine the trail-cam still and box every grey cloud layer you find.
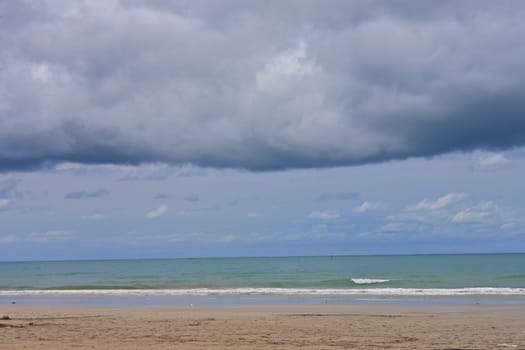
[1,1,525,171]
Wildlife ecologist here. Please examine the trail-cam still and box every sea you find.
[1,254,524,306]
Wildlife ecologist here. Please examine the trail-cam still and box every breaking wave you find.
[351,278,391,285]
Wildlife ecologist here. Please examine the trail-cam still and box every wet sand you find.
[1,303,524,349]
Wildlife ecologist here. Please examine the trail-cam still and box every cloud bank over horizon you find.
[2,1,525,172]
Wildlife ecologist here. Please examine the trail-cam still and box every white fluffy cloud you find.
[501,222,517,230]
[146,204,168,219]
[406,193,466,212]
[474,154,510,170]
[451,201,499,223]
[353,201,385,213]
[309,210,340,220]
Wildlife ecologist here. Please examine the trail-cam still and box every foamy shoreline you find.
[2,287,525,296]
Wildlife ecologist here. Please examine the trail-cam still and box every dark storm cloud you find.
[1,1,525,171]
[65,188,110,199]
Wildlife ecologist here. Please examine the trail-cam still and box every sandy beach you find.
[1,303,524,349]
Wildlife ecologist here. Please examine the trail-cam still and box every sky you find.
[1,1,525,260]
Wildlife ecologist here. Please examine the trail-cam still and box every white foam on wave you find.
[351,278,390,284]
[1,287,525,297]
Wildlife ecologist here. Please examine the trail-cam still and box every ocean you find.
[1,254,524,305]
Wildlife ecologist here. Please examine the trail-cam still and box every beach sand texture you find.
[1,304,524,349]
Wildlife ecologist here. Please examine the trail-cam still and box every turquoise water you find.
[1,254,524,296]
